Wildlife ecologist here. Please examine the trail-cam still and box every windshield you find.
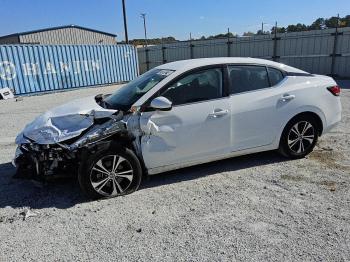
[104,68,174,111]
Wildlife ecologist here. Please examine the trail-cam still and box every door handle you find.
[280,94,295,102]
[209,109,229,118]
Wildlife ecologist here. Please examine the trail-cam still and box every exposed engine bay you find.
[13,95,142,180]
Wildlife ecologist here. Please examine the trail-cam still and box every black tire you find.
[78,146,142,199]
[278,115,319,159]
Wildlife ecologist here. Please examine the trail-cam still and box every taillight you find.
[327,85,341,96]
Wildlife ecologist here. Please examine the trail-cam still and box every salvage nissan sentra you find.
[14,57,342,199]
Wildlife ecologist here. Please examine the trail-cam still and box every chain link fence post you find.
[145,48,150,71]
[272,22,280,61]
[227,28,232,57]
[162,46,167,64]
[189,38,194,59]
[330,15,342,77]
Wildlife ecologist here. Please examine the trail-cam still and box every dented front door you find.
[139,98,231,170]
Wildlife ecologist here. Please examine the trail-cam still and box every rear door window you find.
[228,66,269,95]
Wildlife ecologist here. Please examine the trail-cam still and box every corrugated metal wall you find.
[0,35,19,45]
[0,44,138,95]
[19,27,117,45]
[138,27,350,77]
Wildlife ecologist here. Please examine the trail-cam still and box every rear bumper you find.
[323,101,341,134]
[323,120,340,134]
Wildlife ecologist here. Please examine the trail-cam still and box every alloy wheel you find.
[90,155,134,197]
[287,121,315,154]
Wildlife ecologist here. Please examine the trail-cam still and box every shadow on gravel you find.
[143,151,286,189]
[0,151,287,209]
[0,162,85,210]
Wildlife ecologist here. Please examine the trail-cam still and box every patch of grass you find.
[280,174,305,182]
[280,174,338,192]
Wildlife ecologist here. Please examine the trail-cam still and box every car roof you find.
[156,57,308,74]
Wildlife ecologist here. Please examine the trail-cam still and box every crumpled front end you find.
[13,96,131,180]
[14,142,77,179]
[14,115,129,180]
[16,95,118,145]
[15,114,95,145]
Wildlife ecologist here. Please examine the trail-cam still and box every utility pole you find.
[336,13,340,29]
[121,0,128,43]
[274,21,278,36]
[140,13,148,47]
[261,22,268,34]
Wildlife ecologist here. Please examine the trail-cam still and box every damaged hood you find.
[16,96,118,145]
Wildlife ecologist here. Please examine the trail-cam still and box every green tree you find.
[206,32,237,39]
[287,23,307,32]
[308,18,325,30]
[325,16,340,28]
[271,26,286,33]
[126,36,178,46]
[340,15,350,27]
[286,25,297,32]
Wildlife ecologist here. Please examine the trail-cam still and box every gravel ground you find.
[0,83,349,261]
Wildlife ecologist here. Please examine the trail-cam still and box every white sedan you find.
[14,58,342,199]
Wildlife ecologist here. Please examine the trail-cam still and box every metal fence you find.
[138,27,350,77]
[0,44,138,95]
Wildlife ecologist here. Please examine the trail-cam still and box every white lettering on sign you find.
[0,60,101,81]
[0,61,16,80]
[83,60,89,72]
[59,62,70,73]
[72,61,81,74]
[22,63,39,76]
[44,62,57,75]
[91,60,100,71]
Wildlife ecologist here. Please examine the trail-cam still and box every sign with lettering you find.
[0,60,100,80]
[0,45,138,95]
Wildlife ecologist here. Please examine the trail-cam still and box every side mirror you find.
[150,96,172,111]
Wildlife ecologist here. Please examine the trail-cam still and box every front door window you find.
[161,68,223,105]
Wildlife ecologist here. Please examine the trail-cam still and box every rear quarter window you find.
[268,67,285,86]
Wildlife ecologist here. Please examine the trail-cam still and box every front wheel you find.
[279,116,319,159]
[78,147,142,199]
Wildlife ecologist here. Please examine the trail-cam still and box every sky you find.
[0,0,349,41]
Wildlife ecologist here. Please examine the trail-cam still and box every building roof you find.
[0,24,117,39]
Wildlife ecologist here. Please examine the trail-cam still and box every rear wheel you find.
[78,147,142,199]
[279,116,319,159]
